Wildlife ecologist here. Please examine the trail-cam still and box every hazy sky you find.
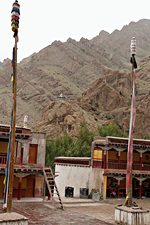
[0,0,149,62]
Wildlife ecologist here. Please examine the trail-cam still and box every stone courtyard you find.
[0,198,149,225]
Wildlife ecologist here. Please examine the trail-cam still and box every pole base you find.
[115,205,150,225]
[0,212,28,225]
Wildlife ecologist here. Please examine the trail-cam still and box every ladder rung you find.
[43,167,63,210]
[45,173,52,176]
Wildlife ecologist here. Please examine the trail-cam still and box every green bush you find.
[46,125,94,168]
[46,123,126,169]
[98,123,124,137]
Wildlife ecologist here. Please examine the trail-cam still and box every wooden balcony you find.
[107,161,150,170]
[0,154,7,164]
[104,161,150,176]
[0,154,43,173]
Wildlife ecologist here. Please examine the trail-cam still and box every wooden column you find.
[139,180,142,199]
[118,179,120,199]
[140,152,143,171]
[103,176,107,200]
[118,151,121,170]
[17,177,22,200]
[104,151,107,169]
[20,146,24,164]
[139,152,143,199]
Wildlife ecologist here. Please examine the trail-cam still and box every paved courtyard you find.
[0,198,149,225]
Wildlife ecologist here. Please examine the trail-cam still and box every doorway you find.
[28,144,38,164]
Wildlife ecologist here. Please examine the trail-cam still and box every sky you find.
[0,0,150,62]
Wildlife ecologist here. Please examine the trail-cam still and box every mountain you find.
[0,19,150,138]
[36,58,150,138]
[91,19,150,71]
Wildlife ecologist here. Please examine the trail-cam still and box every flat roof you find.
[55,157,90,161]
[93,136,150,149]
[0,124,32,140]
[0,124,31,131]
[55,157,91,166]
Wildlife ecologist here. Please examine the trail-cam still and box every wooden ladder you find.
[43,167,64,209]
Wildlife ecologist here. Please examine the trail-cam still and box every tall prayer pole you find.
[7,0,20,212]
[125,37,137,206]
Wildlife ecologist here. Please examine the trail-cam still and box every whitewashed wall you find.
[55,164,104,197]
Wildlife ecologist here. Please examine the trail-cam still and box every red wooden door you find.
[28,144,38,164]
[0,175,4,198]
[26,177,35,197]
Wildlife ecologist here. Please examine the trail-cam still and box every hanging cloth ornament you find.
[11,0,20,37]
[130,37,137,69]
[130,55,137,69]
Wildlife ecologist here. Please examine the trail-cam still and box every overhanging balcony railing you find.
[0,154,7,164]
[0,155,43,169]
[107,161,150,171]
[0,154,20,165]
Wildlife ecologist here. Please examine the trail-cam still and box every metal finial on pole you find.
[7,0,20,212]
[125,37,137,207]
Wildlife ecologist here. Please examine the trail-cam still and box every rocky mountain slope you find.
[0,19,150,138]
[36,60,150,139]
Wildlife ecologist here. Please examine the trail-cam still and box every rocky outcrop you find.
[35,100,99,137]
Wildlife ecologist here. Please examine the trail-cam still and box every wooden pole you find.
[125,37,137,207]
[125,66,136,206]
[7,35,18,212]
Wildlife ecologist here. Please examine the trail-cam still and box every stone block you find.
[115,205,150,225]
[0,212,28,225]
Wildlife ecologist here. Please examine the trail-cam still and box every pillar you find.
[118,151,121,170]
[139,152,143,199]
[118,179,120,199]
[103,176,107,200]
[104,151,107,169]
[139,180,142,199]
[20,148,23,164]
[140,152,143,171]
[17,177,22,200]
